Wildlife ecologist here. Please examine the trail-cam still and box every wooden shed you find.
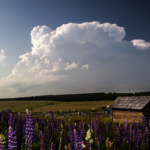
[109,96,150,124]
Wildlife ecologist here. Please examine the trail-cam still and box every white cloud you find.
[28,63,40,72]
[58,58,62,62]
[0,21,150,95]
[44,58,50,65]
[0,49,7,67]
[64,62,78,70]
[130,39,150,50]
[35,59,38,65]
[82,64,89,69]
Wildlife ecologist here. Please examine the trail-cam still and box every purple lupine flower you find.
[49,110,54,129]
[99,128,105,149]
[123,121,128,146]
[136,121,142,150]
[78,121,85,143]
[96,116,100,133]
[73,129,77,150]
[40,130,45,150]
[8,113,17,150]
[25,109,33,150]
[94,133,98,149]
[142,114,149,149]
[115,125,121,149]
[124,119,128,144]
[128,124,133,149]
[133,120,138,149]
[68,124,74,150]
[16,112,23,150]
[76,124,82,150]
[71,122,76,148]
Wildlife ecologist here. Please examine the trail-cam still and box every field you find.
[0,100,149,149]
[0,100,114,115]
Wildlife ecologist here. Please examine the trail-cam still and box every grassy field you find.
[0,100,114,115]
[0,100,116,129]
[1,100,147,149]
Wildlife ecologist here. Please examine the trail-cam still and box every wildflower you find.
[40,130,45,150]
[8,113,17,150]
[17,112,23,150]
[25,109,33,150]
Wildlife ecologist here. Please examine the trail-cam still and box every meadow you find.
[0,100,150,149]
[0,100,113,115]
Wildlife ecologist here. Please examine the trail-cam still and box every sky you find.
[0,1,150,98]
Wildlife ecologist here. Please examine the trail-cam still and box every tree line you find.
[0,91,150,102]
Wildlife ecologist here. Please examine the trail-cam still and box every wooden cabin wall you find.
[143,101,150,121]
[112,109,143,124]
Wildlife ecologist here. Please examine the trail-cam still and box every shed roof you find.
[109,96,150,110]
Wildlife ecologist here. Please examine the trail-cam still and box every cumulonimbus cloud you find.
[0,21,150,94]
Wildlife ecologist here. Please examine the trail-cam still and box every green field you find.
[0,100,114,115]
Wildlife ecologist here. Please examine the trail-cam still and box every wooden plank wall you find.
[112,109,143,124]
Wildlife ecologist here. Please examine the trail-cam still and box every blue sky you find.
[0,1,150,98]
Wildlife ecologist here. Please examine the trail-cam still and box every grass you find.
[0,99,116,129]
[0,99,145,126]
[0,100,113,115]
[0,99,149,149]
